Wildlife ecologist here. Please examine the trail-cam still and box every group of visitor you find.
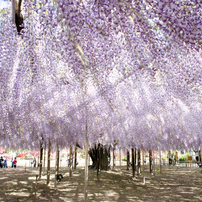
[0,156,17,168]
[168,150,202,166]
[167,151,178,165]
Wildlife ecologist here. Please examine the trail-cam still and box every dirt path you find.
[0,165,202,201]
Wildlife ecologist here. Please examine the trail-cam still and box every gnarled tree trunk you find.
[88,144,110,170]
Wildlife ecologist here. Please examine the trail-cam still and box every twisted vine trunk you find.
[88,144,110,170]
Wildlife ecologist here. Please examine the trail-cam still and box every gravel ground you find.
[0,162,202,202]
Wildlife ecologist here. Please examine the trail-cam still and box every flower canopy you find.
[0,0,202,151]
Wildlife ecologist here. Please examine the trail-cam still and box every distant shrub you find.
[123,157,127,161]
[179,153,189,161]
[179,157,186,161]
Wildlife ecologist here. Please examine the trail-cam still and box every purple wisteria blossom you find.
[0,0,202,151]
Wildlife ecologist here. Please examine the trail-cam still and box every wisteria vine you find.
[0,0,202,151]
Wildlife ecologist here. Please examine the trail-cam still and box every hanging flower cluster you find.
[0,0,202,151]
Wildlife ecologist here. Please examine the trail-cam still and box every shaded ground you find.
[0,164,202,202]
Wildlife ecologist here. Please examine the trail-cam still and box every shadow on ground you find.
[0,165,202,201]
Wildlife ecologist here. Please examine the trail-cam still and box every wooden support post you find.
[138,149,141,175]
[127,150,130,170]
[43,144,46,175]
[112,145,115,170]
[54,144,57,189]
[160,150,162,174]
[57,146,60,172]
[74,146,77,170]
[97,143,100,181]
[84,126,88,202]
[69,146,72,177]
[37,152,40,170]
[149,150,152,174]
[47,139,51,185]
[135,148,137,172]
[132,148,135,177]
[153,150,155,176]
[142,151,145,184]
[119,149,121,167]
[39,138,43,178]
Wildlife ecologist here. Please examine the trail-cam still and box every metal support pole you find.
[112,145,115,170]
[12,0,15,24]
[119,149,121,167]
[127,150,130,170]
[143,151,145,184]
[132,148,135,177]
[39,138,43,178]
[84,131,88,202]
[69,146,72,177]
[74,146,77,170]
[160,150,162,174]
[153,150,155,176]
[47,139,51,185]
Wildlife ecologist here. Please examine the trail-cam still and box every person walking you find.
[3,157,8,168]
[33,158,36,168]
[11,158,14,168]
[167,151,172,165]
[174,152,178,166]
[0,156,3,168]
[13,157,17,168]
[195,150,199,164]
